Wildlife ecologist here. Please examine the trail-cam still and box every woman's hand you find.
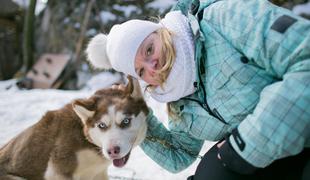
[216,139,259,174]
[217,140,226,160]
[111,84,126,91]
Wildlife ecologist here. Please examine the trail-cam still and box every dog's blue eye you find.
[123,117,131,124]
[120,117,131,128]
[98,122,107,129]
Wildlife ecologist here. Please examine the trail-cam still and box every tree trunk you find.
[21,0,37,74]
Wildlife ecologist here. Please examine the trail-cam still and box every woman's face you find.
[134,32,162,86]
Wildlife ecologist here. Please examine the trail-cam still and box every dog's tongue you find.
[113,158,126,167]
[113,153,130,168]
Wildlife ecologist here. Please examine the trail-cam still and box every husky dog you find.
[0,77,149,180]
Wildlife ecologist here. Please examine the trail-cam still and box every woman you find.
[86,0,310,179]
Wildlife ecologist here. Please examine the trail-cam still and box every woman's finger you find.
[111,84,118,89]
[118,84,125,90]
[217,140,226,148]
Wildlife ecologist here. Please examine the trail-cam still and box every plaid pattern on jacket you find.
[141,0,310,172]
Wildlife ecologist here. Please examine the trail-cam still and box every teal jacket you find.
[141,0,310,173]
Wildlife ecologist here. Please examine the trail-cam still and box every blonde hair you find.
[156,28,176,86]
[146,27,176,90]
[145,27,179,119]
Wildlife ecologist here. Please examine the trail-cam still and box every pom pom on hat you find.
[86,33,112,70]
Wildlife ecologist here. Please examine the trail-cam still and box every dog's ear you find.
[124,76,143,98]
[124,75,134,95]
[72,99,95,124]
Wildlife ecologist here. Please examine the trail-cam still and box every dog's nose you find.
[108,146,120,156]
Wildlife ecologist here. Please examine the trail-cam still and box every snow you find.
[112,5,141,18]
[0,72,214,180]
[86,28,98,37]
[12,0,47,15]
[100,11,118,24]
[293,2,310,15]
[147,0,176,13]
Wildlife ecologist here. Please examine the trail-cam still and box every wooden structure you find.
[17,54,71,89]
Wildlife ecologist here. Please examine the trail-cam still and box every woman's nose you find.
[145,59,157,74]
[146,59,157,69]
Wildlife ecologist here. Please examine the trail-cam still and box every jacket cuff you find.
[218,134,259,174]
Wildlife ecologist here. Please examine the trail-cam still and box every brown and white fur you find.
[0,77,149,180]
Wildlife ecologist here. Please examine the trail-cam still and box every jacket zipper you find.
[183,46,228,125]
[183,90,228,125]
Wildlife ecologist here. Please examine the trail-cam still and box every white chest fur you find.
[44,149,110,180]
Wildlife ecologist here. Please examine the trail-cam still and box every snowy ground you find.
[0,72,215,180]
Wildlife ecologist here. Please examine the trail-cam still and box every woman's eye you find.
[146,44,153,56]
[139,68,144,77]
[98,122,107,130]
[120,117,132,128]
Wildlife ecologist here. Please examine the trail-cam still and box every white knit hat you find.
[86,20,162,78]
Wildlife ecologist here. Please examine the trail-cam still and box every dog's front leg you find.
[92,171,109,180]
[74,168,108,180]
